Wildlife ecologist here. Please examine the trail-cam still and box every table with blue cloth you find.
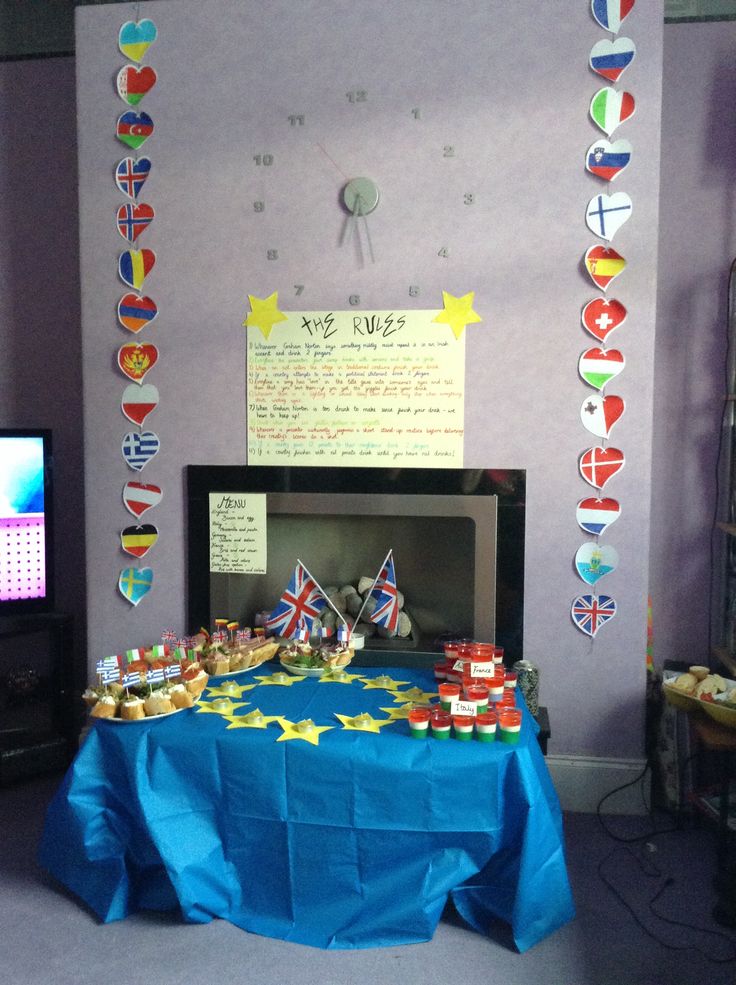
[38,665,574,951]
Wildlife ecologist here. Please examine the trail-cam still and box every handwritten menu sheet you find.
[246,310,465,467]
[209,493,267,574]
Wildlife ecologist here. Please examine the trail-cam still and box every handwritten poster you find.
[246,310,465,467]
[209,492,267,574]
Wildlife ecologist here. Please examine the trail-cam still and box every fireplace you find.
[187,467,525,664]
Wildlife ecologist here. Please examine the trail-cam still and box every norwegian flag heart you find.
[589,37,636,82]
[118,19,158,63]
[120,523,159,558]
[591,0,636,34]
[576,496,621,536]
[121,382,159,426]
[123,480,163,518]
[586,192,632,242]
[117,203,154,242]
[571,593,617,638]
[578,347,625,390]
[116,111,154,151]
[580,393,625,438]
[584,246,626,291]
[119,566,154,606]
[117,342,159,382]
[122,430,160,471]
[118,293,158,333]
[579,446,625,490]
[581,298,627,342]
[590,87,635,137]
[115,157,151,199]
[575,543,619,586]
[118,248,156,290]
[116,65,157,106]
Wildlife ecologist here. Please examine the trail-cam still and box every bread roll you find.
[91,696,118,718]
[688,665,710,682]
[143,693,174,717]
[168,684,194,709]
[120,697,145,720]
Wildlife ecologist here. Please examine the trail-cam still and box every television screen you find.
[0,430,54,611]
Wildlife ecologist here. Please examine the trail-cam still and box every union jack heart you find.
[571,593,617,638]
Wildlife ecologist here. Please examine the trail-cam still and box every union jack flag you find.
[211,630,226,644]
[161,629,178,645]
[236,629,252,643]
[369,552,399,634]
[265,561,327,639]
[571,593,617,637]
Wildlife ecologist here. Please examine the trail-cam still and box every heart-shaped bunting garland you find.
[116,111,154,150]
[120,523,159,558]
[115,157,151,199]
[575,543,619,586]
[571,593,617,638]
[581,298,627,342]
[576,497,621,536]
[580,394,625,439]
[118,293,158,333]
[589,87,635,137]
[584,246,626,291]
[118,248,156,289]
[121,383,159,426]
[578,347,625,390]
[589,37,636,82]
[116,65,157,105]
[119,566,154,606]
[117,342,159,382]
[118,19,158,63]
[585,192,632,242]
[123,481,163,518]
[579,447,625,490]
[117,203,154,242]
[585,139,632,182]
[122,430,160,471]
[591,0,636,35]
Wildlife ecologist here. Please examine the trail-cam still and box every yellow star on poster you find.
[318,670,363,684]
[224,709,284,730]
[196,698,250,715]
[255,671,305,686]
[380,703,433,721]
[335,712,395,733]
[360,676,411,691]
[207,681,257,698]
[432,290,482,339]
[388,687,438,704]
[243,292,288,338]
[276,718,334,745]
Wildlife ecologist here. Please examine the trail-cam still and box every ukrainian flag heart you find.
[118,19,158,63]
[118,566,154,606]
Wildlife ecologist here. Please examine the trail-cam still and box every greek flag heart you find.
[589,37,636,82]
[115,157,151,199]
[590,87,635,137]
[118,248,156,290]
[122,383,159,426]
[117,342,159,383]
[579,447,625,489]
[576,497,621,536]
[586,193,632,242]
[582,297,627,341]
[123,481,163,518]
[116,111,154,150]
[591,0,636,35]
[579,347,625,390]
[118,566,154,606]
[585,139,632,183]
[584,246,626,291]
[575,543,619,586]
[571,593,617,638]
[118,19,158,63]
[116,65,157,105]
[580,393,625,438]
[117,203,154,242]
[122,430,160,471]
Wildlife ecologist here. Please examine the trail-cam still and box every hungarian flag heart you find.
[576,497,621,536]
[121,382,159,425]
[121,523,159,558]
[118,248,156,290]
[117,203,154,242]
[118,293,158,333]
[123,481,163,518]
[116,111,154,150]
[580,394,625,438]
[584,246,626,291]
[117,342,159,382]
[116,65,157,105]
[578,347,625,390]
[581,298,627,342]
[579,446,625,489]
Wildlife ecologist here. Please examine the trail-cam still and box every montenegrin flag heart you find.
[117,342,159,383]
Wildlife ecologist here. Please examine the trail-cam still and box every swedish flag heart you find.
[119,566,154,606]
[118,19,158,63]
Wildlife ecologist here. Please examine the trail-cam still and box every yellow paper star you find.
[388,687,438,704]
[380,703,433,721]
[276,718,334,745]
[207,681,257,698]
[335,712,395,733]
[255,671,305,686]
[196,697,250,715]
[318,670,363,684]
[432,290,482,339]
[243,292,288,338]
[360,675,411,691]
[224,709,284,730]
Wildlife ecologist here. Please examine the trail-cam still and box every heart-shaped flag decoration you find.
[580,393,625,438]
[122,430,160,471]
[585,139,632,182]
[118,293,158,333]
[117,203,154,242]
[115,157,151,199]
[121,523,159,558]
[118,19,158,63]
[117,342,159,382]
[576,496,621,535]
[119,566,154,606]
[590,87,635,137]
[118,248,156,290]
[116,111,154,150]
[121,383,159,426]
[575,543,619,586]
[123,481,163,518]
[579,347,625,390]
[584,246,626,291]
[586,192,632,242]
[580,446,625,489]
[591,0,636,34]
[581,298,627,342]
[116,65,157,105]
[589,37,636,82]
[571,593,617,638]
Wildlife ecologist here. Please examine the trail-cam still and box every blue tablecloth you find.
[38,666,574,951]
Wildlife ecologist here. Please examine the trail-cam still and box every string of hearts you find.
[573,0,637,639]
[115,18,160,607]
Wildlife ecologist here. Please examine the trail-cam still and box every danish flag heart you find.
[571,593,617,638]
[115,157,151,199]
[118,19,158,63]
[118,566,154,606]
[118,248,156,290]
[118,293,158,333]
[579,347,625,390]
[123,481,163,518]
[116,111,154,150]
[575,543,619,586]
[121,523,159,558]
[576,496,621,536]
[121,383,159,426]
[117,203,154,242]
[117,342,159,382]
[579,446,625,489]
[586,139,632,182]
[586,192,633,242]
[580,393,625,438]
[591,0,636,35]
[122,430,160,471]
[590,87,635,137]
[581,298,627,342]
[584,246,626,291]
[589,37,636,82]
[116,65,157,105]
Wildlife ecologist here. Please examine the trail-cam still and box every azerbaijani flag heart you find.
[115,157,151,199]
[575,543,619,586]
[590,87,635,137]
[571,593,617,638]
[118,19,158,63]
[580,393,625,438]
[116,65,157,105]
[581,298,627,341]
[116,111,154,150]
[591,0,636,34]
[589,37,636,82]
[119,566,154,606]
[121,383,159,426]
[578,347,625,390]
[118,293,158,333]
[122,430,160,471]
[584,246,626,291]
[576,497,621,535]
[123,480,163,517]
[579,446,625,489]
[585,192,633,242]
[118,248,156,289]
[117,342,159,382]
[121,523,159,558]
[117,203,154,242]
[585,139,632,182]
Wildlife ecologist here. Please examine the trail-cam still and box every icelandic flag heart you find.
[123,481,163,518]
[118,293,158,333]
[575,543,619,586]
[117,203,154,242]
[579,446,625,489]
[116,111,154,150]
[121,523,159,558]
[591,0,636,34]
[579,347,625,390]
[585,139,632,182]
[115,157,151,199]
[576,496,621,536]
[122,430,160,471]
[580,393,625,438]
[119,248,156,289]
[121,382,159,426]
[119,566,154,606]
[116,65,157,105]
[589,37,636,82]
[586,193,632,241]
[118,19,158,63]
[584,246,626,291]
[590,87,635,137]
[571,593,617,638]
[582,297,627,341]
[117,342,159,382]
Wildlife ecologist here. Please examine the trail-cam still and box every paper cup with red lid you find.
[475,710,498,742]
[430,707,452,739]
[452,714,475,741]
[498,707,522,744]
[408,707,431,738]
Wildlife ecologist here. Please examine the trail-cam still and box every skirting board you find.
[547,755,649,815]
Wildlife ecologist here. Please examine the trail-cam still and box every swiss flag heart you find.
[581,298,627,342]
[116,65,157,105]
[584,246,626,292]
[579,446,625,490]
[117,342,159,382]
[121,382,159,426]
[118,293,158,333]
